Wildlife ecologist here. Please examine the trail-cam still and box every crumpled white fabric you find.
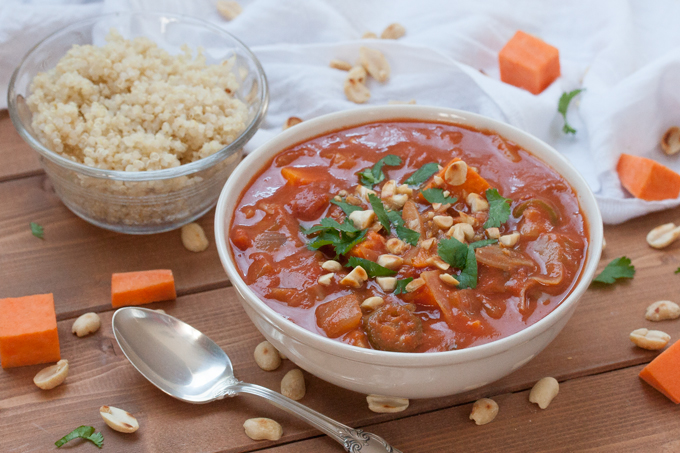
[2,0,680,224]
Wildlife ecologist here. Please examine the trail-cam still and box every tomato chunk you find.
[365,304,423,352]
[289,187,330,221]
[230,228,252,251]
[316,294,362,338]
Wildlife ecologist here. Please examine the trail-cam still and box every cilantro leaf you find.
[404,163,440,186]
[301,218,359,235]
[483,188,512,229]
[592,256,635,284]
[358,154,402,187]
[675,267,680,275]
[421,188,457,205]
[558,89,585,134]
[469,239,499,250]
[55,426,104,449]
[307,228,367,257]
[394,277,414,295]
[346,256,397,278]
[30,222,44,239]
[456,246,479,289]
[387,210,404,227]
[331,199,362,216]
[438,237,468,269]
[368,194,391,232]
[396,225,420,246]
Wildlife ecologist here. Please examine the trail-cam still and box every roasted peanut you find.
[344,66,371,104]
[329,59,353,71]
[433,175,445,187]
[361,296,385,311]
[439,274,459,287]
[33,359,69,390]
[380,23,406,40]
[387,194,408,209]
[445,161,467,185]
[646,223,680,249]
[376,276,397,292]
[467,193,489,212]
[630,328,670,350]
[355,184,376,201]
[470,398,499,425]
[420,238,436,250]
[396,184,413,196]
[405,277,425,292]
[281,369,306,401]
[318,273,334,286]
[283,116,303,130]
[254,340,282,371]
[386,238,408,254]
[341,266,368,288]
[181,222,209,252]
[359,47,390,83]
[448,223,474,243]
[362,31,378,39]
[100,405,139,433]
[486,227,500,239]
[349,209,376,229]
[377,254,404,270]
[457,211,477,226]
[661,126,680,155]
[433,215,454,229]
[322,260,343,272]
[427,256,450,271]
[366,394,409,413]
[500,232,520,247]
[243,418,282,441]
[216,0,242,20]
[72,312,101,337]
[645,300,680,321]
[529,377,559,409]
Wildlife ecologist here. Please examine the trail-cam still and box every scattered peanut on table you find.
[366,394,410,413]
[281,369,306,401]
[645,300,680,321]
[71,312,101,337]
[359,46,390,83]
[646,222,680,249]
[344,66,371,104]
[469,398,499,425]
[629,328,670,350]
[330,59,353,71]
[33,359,69,390]
[529,377,559,409]
[254,340,282,371]
[283,117,303,130]
[216,0,242,20]
[661,126,680,155]
[181,222,209,252]
[243,418,283,441]
[361,31,378,39]
[100,405,139,433]
[380,23,406,40]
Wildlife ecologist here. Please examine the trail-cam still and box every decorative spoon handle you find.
[233,382,401,453]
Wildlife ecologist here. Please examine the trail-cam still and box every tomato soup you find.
[229,121,588,353]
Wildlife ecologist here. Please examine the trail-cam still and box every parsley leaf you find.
[396,225,420,246]
[675,267,680,275]
[55,426,104,449]
[394,277,414,295]
[483,188,512,229]
[30,222,44,239]
[592,256,635,284]
[404,163,440,186]
[421,188,457,205]
[358,154,402,187]
[331,199,362,216]
[301,218,359,235]
[438,237,468,269]
[558,88,585,134]
[437,238,498,289]
[368,194,391,231]
[306,228,368,257]
[347,256,397,277]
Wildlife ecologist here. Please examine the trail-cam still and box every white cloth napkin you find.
[3,0,680,224]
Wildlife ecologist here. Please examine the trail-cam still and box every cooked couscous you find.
[27,30,249,172]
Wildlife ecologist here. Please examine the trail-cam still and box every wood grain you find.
[264,365,680,453]
[0,112,42,182]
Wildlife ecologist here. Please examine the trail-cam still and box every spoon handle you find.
[233,382,401,452]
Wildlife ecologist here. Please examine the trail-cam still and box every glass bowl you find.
[7,12,268,234]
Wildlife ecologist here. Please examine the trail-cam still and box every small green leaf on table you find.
[592,256,635,285]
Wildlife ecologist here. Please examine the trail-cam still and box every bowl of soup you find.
[214,105,602,398]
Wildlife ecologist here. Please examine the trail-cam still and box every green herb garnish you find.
[437,236,469,269]
[306,228,368,257]
[394,277,414,295]
[675,267,680,274]
[30,222,44,239]
[592,256,635,284]
[346,256,397,278]
[300,218,359,235]
[358,154,402,187]
[331,199,362,216]
[368,194,392,232]
[404,162,440,186]
[437,238,498,289]
[558,89,585,134]
[421,188,457,205]
[369,195,420,245]
[55,426,103,449]
[483,188,512,229]
[395,225,420,246]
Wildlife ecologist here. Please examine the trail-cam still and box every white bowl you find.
[215,106,603,399]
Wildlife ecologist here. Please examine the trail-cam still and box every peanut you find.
[366,394,409,413]
[661,126,680,155]
[646,223,680,249]
[645,300,680,321]
[630,328,670,350]
[100,405,139,433]
[33,359,69,390]
[243,418,283,441]
[444,161,467,185]
[469,398,499,425]
[329,59,352,71]
[216,0,242,21]
[254,340,282,371]
[283,116,303,130]
[529,377,559,409]
[359,47,390,83]
[181,222,209,252]
[281,369,306,401]
[380,23,406,40]
[72,312,101,337]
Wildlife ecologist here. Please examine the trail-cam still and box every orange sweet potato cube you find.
[617,154,680,201]
[111,270,177,308]
[639,339,680,404]
[0,293,61,368]
[499,31,561,95]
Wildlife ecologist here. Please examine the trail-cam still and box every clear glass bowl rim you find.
[7,11,269,182]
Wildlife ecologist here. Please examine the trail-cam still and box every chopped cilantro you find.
[346,256,397,278]
[387,210,404,227]
[306,228,367,257]
[394,277,414,295]
[438,236,468,269]
[30,222,44,239]
[55,426,103,449]
[358,154,402,187]
[456,246,479,289]
[404,162,440,186]
[331,199,362,216]
[421,188,457,205]
[396,225,420,246]
[558,89,585,134]
[675,267,680,274]
[592,256,635,285]
[300,217,359,235]
[368,194,391,232]
[483,188,512,229]
[437,238,498,289]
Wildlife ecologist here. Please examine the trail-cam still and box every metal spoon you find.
[112,307,400,453]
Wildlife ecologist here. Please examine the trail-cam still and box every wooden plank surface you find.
[0,111,42,182]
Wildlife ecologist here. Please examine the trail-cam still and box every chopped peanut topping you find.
[433,215,454,229]
[349,209,376,230]
[330,59,353,71]
[405,277,425,292]
[439,274,459,287]
[340,266,368,288]
[486,227,500,239]
[427,256,450,270]
[377,254,404,270]
[322,260,343,272]
[445,161,467,186]
[361,297,385,311]
[376,277,397,292]
[386,238,408,255]
[318,273,334,286]
[467,193,489,212]
[500,232,520,247]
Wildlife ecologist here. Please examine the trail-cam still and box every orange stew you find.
[229,121,588,353]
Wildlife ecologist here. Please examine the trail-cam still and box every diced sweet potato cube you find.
[499,31,560,95]
[281,166,325,186]
[316,294,362,338]
[349,231,386,261]
[639,339,680,403]
[0,293,60,368]
[111,270,176,308]
[617,154,680,201]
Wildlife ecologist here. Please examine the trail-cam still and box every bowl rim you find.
[7,11,269,182]
[214,105,603,367]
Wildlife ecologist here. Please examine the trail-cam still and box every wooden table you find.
[1,109,679,452]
